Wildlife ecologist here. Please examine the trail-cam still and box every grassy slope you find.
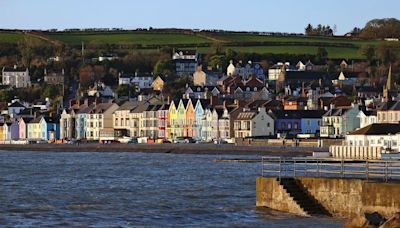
[46,32,211,45]
[210,33,383,46]
[0,31,26,43]
[1,30,397,59]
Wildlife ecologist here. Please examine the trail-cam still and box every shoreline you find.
[0,144,327,156]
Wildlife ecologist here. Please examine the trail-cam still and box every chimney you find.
[210,95,218,107]
[330,103,335,110]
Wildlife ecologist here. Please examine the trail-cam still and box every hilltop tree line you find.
[305,24,335,36]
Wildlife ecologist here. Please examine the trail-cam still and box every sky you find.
[0,0,399,34]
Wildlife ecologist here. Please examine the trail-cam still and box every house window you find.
[288,123,292,129]
[294,123,299,130]
[281,122,286,129]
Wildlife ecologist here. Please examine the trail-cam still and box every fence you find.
[261,157,400,182]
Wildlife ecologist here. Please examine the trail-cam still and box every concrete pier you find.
[256,176,400,218]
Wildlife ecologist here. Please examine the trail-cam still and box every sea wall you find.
[256,177,400,218]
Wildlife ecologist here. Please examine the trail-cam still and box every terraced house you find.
[85,103,119,141]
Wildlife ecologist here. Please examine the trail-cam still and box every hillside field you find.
[0,30,398,59]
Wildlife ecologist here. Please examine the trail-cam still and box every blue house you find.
[271,110,325,136]
[40,116,60,140]
[194,99,210,140]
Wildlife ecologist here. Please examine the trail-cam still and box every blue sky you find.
[1,0,399,34]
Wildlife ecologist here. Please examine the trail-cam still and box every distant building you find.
[2,66,31,88]
[87,82,115,98]
[226,60,265,80]
[193,64,220,86]
[44,69,65,85]
[119,73,153,89]
[173,50,199,76]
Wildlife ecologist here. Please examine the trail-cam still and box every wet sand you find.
[0,143,327,156]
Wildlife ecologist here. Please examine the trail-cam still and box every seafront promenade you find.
[0,143,325,155]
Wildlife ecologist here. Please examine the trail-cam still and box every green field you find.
[47,32,212,45]
[1,30,398,59]
[0,31,27,43]
[210,33,384,47]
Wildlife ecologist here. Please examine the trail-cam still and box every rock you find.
[365,212,386,226]
[344,212,387,228]
[344,215,370,228]
[380,212,400,228]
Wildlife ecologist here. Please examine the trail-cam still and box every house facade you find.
[234,108,274,138]
[320,104,360,138]
[2,66,31,88]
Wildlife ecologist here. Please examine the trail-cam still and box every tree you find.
[376,44,397,65]
[359,18,400,39]
[305,24,313,35]
[208,55,227,70]
[359,45,375,63]
[42,84,61,99]
[153,59,174,75]
[315,47,328,64]
[116,84,137,97]
[225,48,237,60]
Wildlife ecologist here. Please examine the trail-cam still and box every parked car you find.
[174,137,196,144]
[214,139,228,144]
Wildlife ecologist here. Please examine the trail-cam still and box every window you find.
[281,122,286,129]
[294,122,299,130]
[288,123,292,129]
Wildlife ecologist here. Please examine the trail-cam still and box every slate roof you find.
[8,101,25,108]
[236,111,256,120]
[349,124,400,135]
[2,66,27,72]
[272,110,326,119]
[323,108,351,117]
[378,101,400,111]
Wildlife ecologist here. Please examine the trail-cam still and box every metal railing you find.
[261,157,400,182]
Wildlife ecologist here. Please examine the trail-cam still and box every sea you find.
[0,151,344,227]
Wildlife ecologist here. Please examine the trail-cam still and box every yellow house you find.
[0,123,4,141]
[151,76,166,91]
[167,100,178,139]
[27,117,42,140]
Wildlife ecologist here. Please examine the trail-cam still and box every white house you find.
[87,82,115,97]
[7,100,26,118]
[346,124,400,151]
[320,104,360,138]
[234,107,274,138]
[173,50,199,76]
[119,73,153,89]
[357,110,377,129]
[2,66,31,88]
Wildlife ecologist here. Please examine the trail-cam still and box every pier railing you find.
[261,157,400,182]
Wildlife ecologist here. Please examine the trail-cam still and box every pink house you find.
[19,117,33,139]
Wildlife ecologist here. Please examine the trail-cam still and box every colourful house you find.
[184,99,195,137]
[167,100,178,139]
[4,121,19,140]
[27,117,42,140]
[175,99,187,138]
[194,99,210,140]
[0,123,4,141]
[19,117,33,140]
[40,117,60,140]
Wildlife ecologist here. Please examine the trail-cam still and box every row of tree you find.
[305,24,335,36]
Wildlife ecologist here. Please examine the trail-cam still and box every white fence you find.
[330,146,382,160]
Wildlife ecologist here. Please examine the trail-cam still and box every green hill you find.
[1,30,398,59]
